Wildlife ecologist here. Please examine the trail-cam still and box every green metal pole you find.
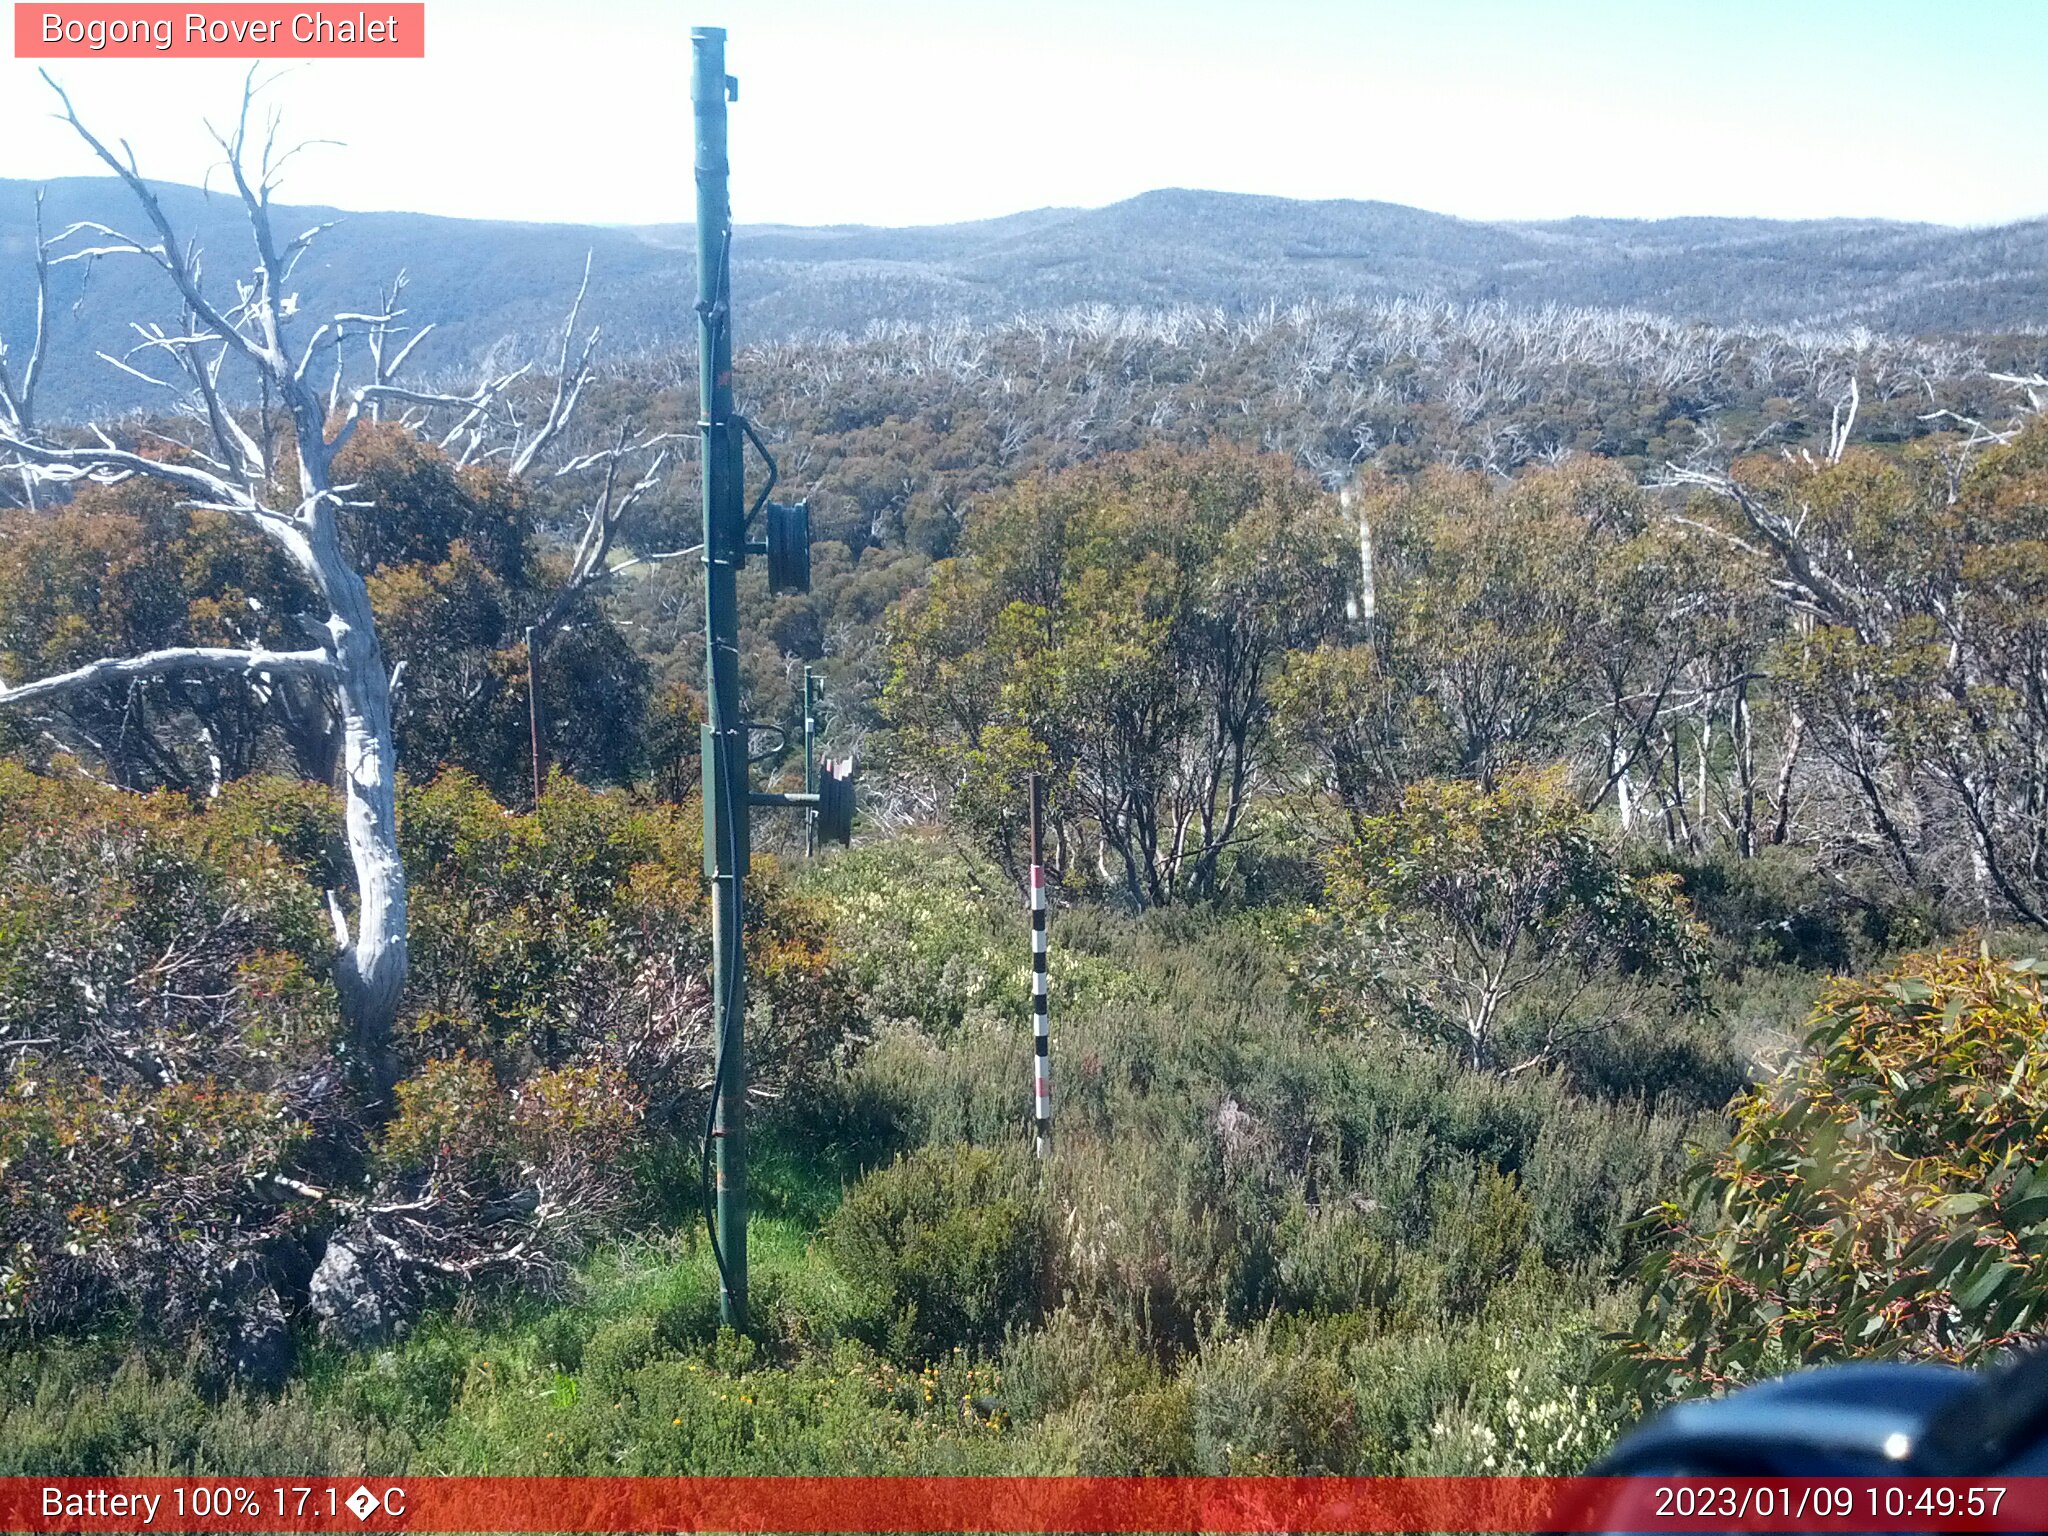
[693,24,747,1331]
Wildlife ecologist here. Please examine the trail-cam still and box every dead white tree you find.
[1660,460,1878,642]
[0,75,582,1096]
[358,258,690,665]
[1826,372,1860,463]
[0,189,52,507]
[525,421,682,650]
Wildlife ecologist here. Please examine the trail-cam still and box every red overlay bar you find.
[5,1477,2048,1533]
[14,4,424,57]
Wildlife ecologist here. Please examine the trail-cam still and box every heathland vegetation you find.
[3,105,2048,1474]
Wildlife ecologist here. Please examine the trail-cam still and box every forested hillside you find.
[5,127,2048,1481]
[5,175,2048,417]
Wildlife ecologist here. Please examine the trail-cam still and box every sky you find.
[2,0,2044,229]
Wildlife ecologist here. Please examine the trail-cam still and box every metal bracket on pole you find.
[748,761,850,847]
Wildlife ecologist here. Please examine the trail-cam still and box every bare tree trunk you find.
[1769,709,1804,846]
[1733,679,1757,858]
[322,545,408,1084]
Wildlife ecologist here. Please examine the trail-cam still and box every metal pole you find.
[525,624,543,805]
[1029,773,1050,1157]
[694,24,747,1330]
[803,667,818,858]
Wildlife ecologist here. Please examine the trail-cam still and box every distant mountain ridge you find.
[3,178,2045,418]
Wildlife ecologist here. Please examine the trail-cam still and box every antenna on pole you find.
[692,26,851,1332]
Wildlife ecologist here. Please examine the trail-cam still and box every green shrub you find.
[844,1024,1028,1151]
[405,1307,1013,1476]
[0,767,342,1344]
[336,1335,471,1433]
[827,1143,1045,1362]
[530,1310,590,1374]
[0,1079,304,1336]
[1053,1134,1250,1351]
[1433,1165,1533,1318]
[1546,994,1750,1111]
[379,1054,512,1179]
[1342,1274,1630,1474]
[802,841,1144,1041]
[1607,947,2048,1399]
[1186,1328,1361,1473]
[1068,1382,1198,1474]
[1672,845,1938,973]
[1318,769,1709,1074]
[1270,1198,1407,1319]
[581,1315,663,1396]
[0,1344,410,1475]
[650,1276,725,1353]
[401,769,857,1125]
[995,1306,1163,1421]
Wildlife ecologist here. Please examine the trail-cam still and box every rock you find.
[227,1284,295,1391]
[1214,1094,1264,1168]
[308,1232,409,1345]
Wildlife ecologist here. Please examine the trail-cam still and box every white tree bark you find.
[0,188,52,508]
[526,425,679,652]
[0,74,439,1093]
[0,645,333,706]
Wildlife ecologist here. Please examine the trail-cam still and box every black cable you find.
[697,217,739,1308]
[696,216,753,1321]
[698,995,728,1295]
[697,880,740,1304]
[698,716,746,1314]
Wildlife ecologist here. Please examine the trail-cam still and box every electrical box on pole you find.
[692,26,854,1333]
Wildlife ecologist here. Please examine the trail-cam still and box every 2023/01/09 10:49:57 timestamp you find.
[1644,1481,2009,1523]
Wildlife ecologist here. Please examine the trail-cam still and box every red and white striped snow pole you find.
[1029,772,1050,1158]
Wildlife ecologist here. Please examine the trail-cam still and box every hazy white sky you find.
[3,0,2044,228]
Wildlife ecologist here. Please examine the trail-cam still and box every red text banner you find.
[4,1476,2048,1533]
[14,4,424,57]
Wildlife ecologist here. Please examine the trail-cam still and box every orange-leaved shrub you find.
[0,760,859,1357]
[399,768,858,1127]
[0,765,343,1337]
